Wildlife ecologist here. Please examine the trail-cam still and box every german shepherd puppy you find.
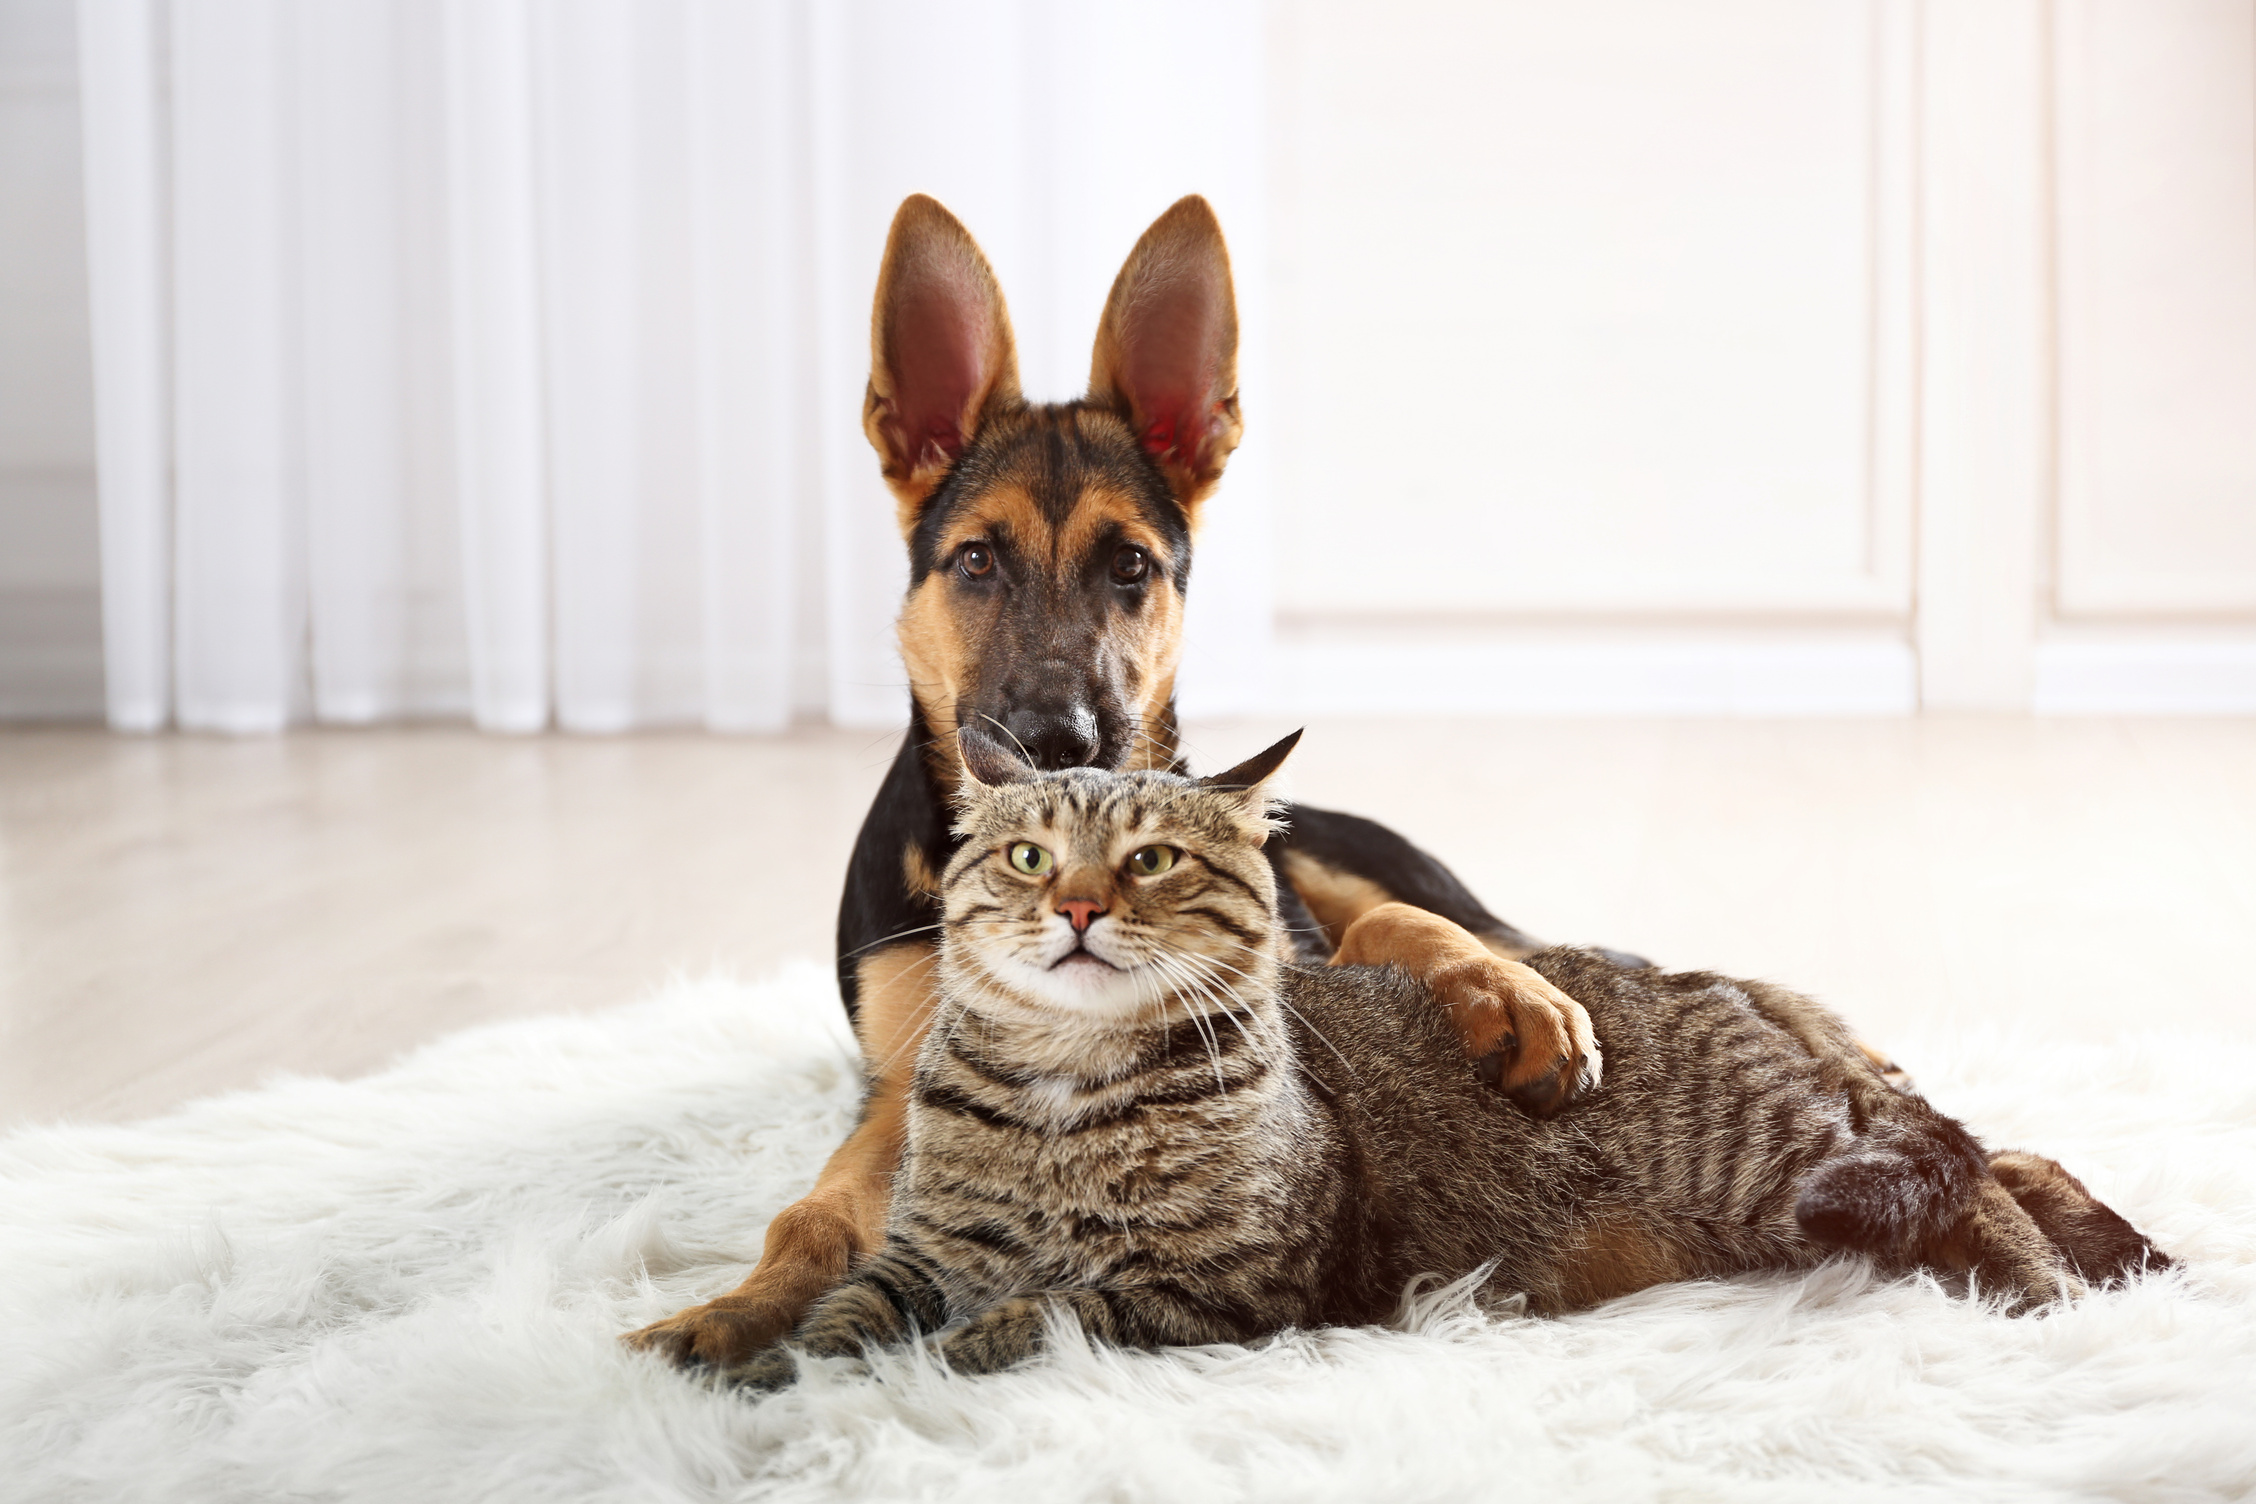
[624,194,1636,1368]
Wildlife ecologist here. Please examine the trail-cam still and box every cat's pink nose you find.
[1055,898,1106,933]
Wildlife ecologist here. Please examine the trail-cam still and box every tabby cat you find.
[725,731,2169,1392]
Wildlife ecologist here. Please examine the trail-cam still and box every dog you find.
[623,194,1651,1368]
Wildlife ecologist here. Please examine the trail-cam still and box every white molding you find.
[1913,0,2049,709]
[1864,0,1920,610]
[2032,640,2256,715]
[1276,633,1916,717]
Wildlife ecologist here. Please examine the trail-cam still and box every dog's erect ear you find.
[865,195,1022,531]
[957,723,1036,790]
[1088,195,1243,517]
[1197,729,1301,798]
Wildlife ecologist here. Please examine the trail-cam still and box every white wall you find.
[0,0,101,718]
[10,0,2256,723]
[1265,0,2256,714]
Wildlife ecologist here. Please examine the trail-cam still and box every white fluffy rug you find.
[4,965,2254,1503]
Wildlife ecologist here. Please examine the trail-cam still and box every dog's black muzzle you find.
[998,701,1104,770]
[962,679,1131,773]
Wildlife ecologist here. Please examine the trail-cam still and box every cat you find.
[721,730,2171,1392]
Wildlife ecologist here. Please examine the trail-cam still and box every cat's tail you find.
[1793,1109,1992,1259]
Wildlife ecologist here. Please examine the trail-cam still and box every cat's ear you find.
[1199,729,1302,794]
[1088,195,1243,518]
[957,723,1035,790]
[865,194,1023,534]
[1197,729,1301,829]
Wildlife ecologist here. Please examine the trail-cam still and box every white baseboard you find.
[1275,633,1918,716]
[2033,640,2256,715]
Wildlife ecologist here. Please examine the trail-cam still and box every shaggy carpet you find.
[3,965,2253,1504]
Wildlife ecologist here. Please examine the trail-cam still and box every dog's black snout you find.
[1004,707,1102,770]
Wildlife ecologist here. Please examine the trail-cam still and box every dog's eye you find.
[958,542,994,578]
[1111,545,1149,584]
[1009,842,1053,875]
[1125,845,1176,877]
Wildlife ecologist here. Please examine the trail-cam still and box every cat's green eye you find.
[1009,842,1053,875]
[1125,845,1177,877]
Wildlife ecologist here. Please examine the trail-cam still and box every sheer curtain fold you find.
[442,0,547,731]
[687,0,798,733]
[298,0,407,724]
[534,0,643,733]
[75,0,171,731]
[76,0,1272,733]
[168,0,301,732]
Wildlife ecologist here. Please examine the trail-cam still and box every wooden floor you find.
[2,716,2251,1130]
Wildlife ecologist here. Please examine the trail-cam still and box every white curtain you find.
[74,0,1273,733]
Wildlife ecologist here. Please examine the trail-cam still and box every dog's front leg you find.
[622,941,936,1368]
[1331,902,1601,1116]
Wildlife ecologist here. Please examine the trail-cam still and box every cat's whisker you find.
[1121,718,1187,772]
[1146,947,1218,1028]
[1157,949,1283,1077]
[1176,970,1229,1095]
[1152,948,1277,1072]
[1149,970,1233,1094]
[972,712,1038,768]
[840,921,947,963]
[1144,948,1276,1087]
[1178,943,1361,1082]
[1193,981,1275,1077]
[868,947,957,1076]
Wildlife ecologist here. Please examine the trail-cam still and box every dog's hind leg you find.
[1797,1138,2083,1313]
[1854,1038,1918,1094]
[1786,1079,2089,1311]
[1988,1150,2173,1288]
[1940,1177,2089,1312]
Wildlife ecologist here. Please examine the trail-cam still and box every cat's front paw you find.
[1440,957,1601,1117]
[721,1344,803,1394]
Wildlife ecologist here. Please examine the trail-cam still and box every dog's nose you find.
[1005,708,1101,770]
[1055,898,1106,932]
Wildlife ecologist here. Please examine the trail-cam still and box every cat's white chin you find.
[981,949,1154,1021]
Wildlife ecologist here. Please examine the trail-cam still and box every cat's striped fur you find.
[726,736,2170,1391]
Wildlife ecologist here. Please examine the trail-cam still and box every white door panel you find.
[2056,0,2256,617]
[1273,0,1911,617]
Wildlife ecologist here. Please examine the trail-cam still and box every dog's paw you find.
[1438,957,1601,1117]
[1853,1036,1919,1096]
[621,1295,798,1370]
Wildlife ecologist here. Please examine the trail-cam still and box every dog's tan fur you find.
[1556,1212,1703,1308]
